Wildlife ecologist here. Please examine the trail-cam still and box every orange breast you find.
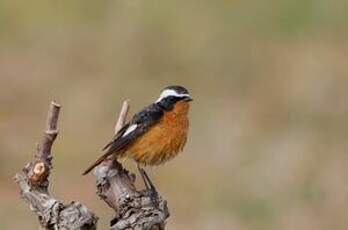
[124,101,190,166]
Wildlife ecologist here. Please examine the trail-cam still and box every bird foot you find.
[147,188,159,207]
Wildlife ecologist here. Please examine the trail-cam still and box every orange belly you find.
[122,101,190,166]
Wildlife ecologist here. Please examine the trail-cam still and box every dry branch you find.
[15,100,170,230]
[14,101,98,229]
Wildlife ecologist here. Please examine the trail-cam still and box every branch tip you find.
[51,101,61,108]
[114,99,130,134]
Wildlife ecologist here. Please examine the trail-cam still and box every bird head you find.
[156,85,193,110]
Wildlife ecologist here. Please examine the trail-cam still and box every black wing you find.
[102,103,163,152]
[102,123,131,151]
[82,103,163,175]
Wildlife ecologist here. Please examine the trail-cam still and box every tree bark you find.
[14,100,169,230]
[14,101,98,229]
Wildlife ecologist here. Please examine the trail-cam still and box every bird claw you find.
[147,188,159,207]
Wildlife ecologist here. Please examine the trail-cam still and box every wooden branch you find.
[114,100,130,134]
[14,100,170,230]
[95,100,170,230]
[30,101,60,187]
[14,101,98,229]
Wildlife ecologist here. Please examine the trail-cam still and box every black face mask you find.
[156,96,181,111]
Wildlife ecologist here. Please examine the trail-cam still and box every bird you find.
[82,85,192,195]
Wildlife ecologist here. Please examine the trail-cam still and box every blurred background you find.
[1,0,348,229]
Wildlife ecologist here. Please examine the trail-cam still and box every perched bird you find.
[82,85,192,191]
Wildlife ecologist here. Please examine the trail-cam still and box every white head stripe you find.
[156,89,190,102]
[122,124,137,137]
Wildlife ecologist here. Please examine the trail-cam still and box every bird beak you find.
[184,95,193,102]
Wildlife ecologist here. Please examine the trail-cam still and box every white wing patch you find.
[156,89,190,102]
[122,124,137,137]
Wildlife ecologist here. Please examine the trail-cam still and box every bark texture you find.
[15,100,169,230]
[14,101,98,229]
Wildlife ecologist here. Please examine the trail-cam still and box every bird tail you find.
[82,151,113,175]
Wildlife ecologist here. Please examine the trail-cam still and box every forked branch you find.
[14,101,98,229]
[15,100,170,230]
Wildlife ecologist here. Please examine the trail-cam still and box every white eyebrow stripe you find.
[156,89,190,102]
[122,124,138,137]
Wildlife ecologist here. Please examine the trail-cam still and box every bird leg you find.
[137,164,151,191]
[137,164,158,205]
